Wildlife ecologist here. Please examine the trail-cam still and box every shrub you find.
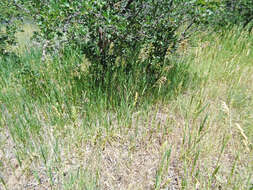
[12,1,209,79]
[224,0,253,29]
[5,0,246,87]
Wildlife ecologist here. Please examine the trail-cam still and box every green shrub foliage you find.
[224,0,253,29]
[26,1,192,67]
[0,0,23,57]
[1,0,252,79]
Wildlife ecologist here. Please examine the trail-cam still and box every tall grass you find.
[0,27,252,189]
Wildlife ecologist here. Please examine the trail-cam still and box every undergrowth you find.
[0,27,252,190]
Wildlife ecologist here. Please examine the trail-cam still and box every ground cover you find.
[0,27,252,189]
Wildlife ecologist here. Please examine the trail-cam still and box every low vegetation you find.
[0,0,252,190]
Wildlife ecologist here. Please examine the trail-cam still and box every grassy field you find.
[0,27,252,189]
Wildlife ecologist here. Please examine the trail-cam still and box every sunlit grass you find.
[0,27,252,189]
